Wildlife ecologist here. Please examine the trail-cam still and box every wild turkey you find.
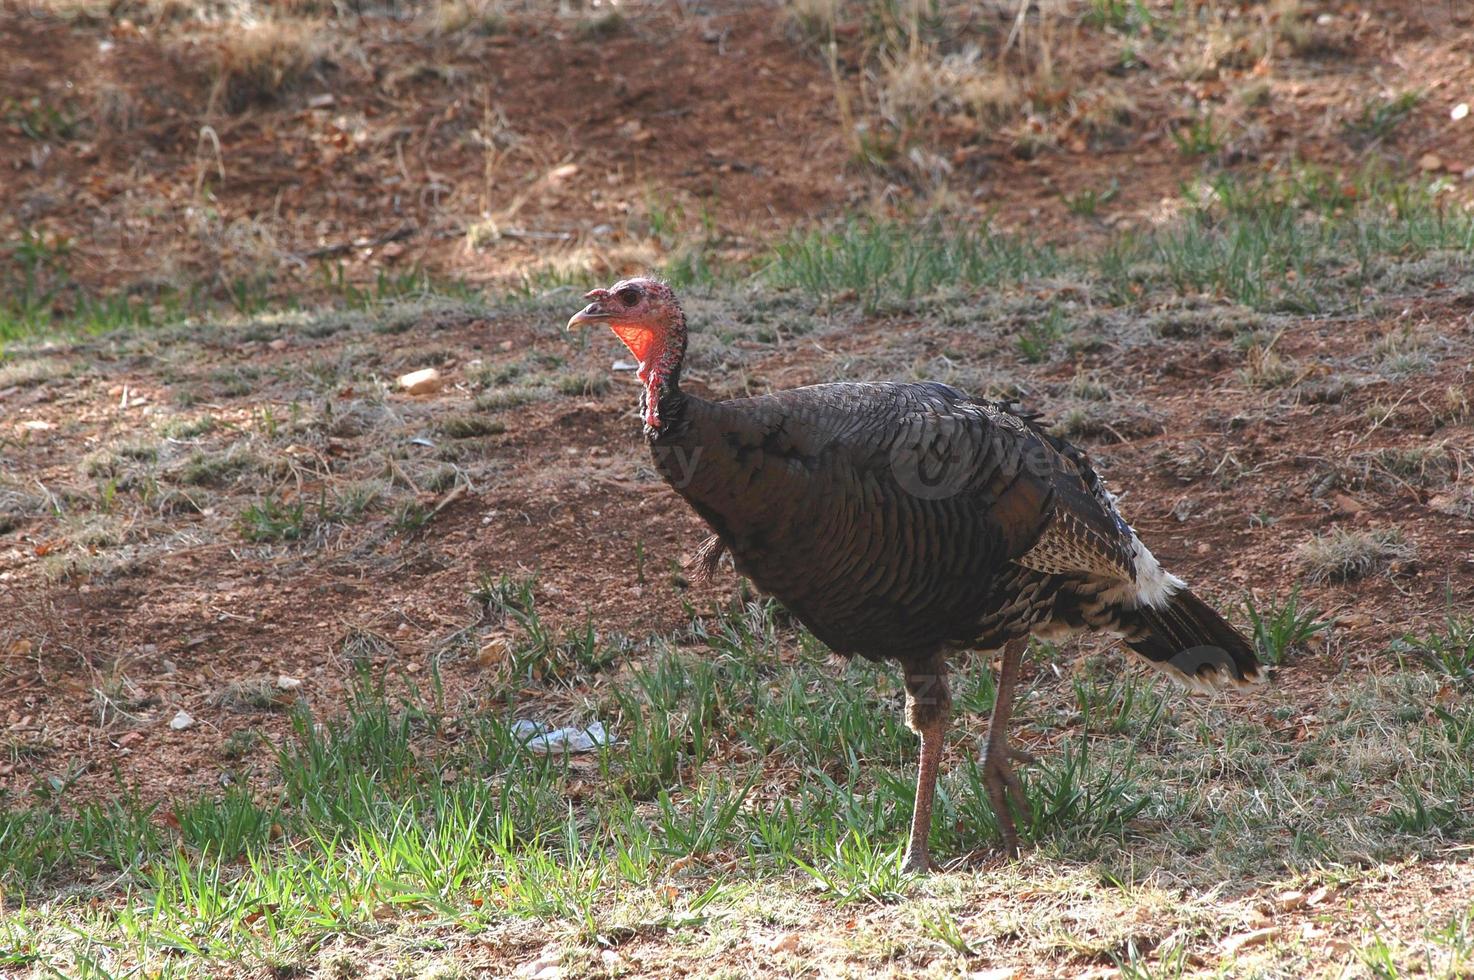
[567,278,1265,872]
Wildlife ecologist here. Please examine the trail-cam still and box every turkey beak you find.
[566,296,612,332]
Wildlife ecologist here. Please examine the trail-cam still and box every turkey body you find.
[568,278,1264,872]
[655,379,1249,685]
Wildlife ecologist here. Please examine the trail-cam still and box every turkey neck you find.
[640,307,728,522]
[638,302,690,434]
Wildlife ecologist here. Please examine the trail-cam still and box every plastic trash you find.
[511,719,613,754]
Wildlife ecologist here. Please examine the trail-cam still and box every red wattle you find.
[611,323,661,367]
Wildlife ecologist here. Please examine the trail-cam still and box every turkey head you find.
[567,277,688,429]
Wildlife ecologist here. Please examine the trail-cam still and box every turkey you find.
[567,277,1265,873]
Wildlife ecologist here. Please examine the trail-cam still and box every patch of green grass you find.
[1016,305,1069,363]
[175,446,264,487]
[4,606,1474,975]
[554,372,613,397]
[237,490,361,544]
[1063,181,1120,217]
[764,165,1474,315]
[1242,587,1331,666]
[1083,0,1155,34]
[2,95,81,142]
[238,495,312,542]
[767,217,1062,314]
[795,831,911,904]
[1391,616,1474,688]
[1345,90,1422,147]
[160,414,218,439]
[1170,111,1221,158]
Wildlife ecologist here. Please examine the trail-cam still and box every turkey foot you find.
[982,737,1032,858]
[983,638,1032,858]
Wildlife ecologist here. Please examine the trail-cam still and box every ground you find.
[2,1,1474,978]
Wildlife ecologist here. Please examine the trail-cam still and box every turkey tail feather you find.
[1123,587,1265,692]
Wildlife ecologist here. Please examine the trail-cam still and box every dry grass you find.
[1299,526,1416,583]
[201,17,333,113]
[209,677,297,712]
[426,0,508,37]
[1238,339,1302,389]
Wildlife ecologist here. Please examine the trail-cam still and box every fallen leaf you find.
[1222,927,1278,955]
[969,969,1019,980]
[476,635,511,667]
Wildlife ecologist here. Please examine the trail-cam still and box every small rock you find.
[268,338,289,351]
[169,709,195,731]
[1453,103,1469,122]
[514,946,562,979]
[397,368,443,395]
[766,931,801,953]
[276,675,302,691]
[1419,152,1444,172]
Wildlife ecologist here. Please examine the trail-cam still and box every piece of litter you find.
[612,359,638,372]
[1453,103,1469,122]
[511,719,612,754]
[169,710,195,730]
[409,436,436,448]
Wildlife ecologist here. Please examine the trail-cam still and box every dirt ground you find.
[6,0,1472,798]
[2,280,1471,802]
[4,1,1474,302]
[2,1,1474,975]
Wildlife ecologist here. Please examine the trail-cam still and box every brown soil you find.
[2,4,1474,972]
[2,284,1471,803]
[4,2,1474,303]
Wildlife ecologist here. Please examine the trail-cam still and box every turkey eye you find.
[616,287,641,305]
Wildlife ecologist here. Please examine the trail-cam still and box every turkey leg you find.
[901,655,951,874]
[983,637,1033,858]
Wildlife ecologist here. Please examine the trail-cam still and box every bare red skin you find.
[572,279,687,429]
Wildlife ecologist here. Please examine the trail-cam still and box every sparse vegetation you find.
[1345,90,1422,147]
[1242,587,1331,666]
[4,1,1474,976]
[1299,527,1416,583]
[6,606,1474,975]
[1392,616,1474,688]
